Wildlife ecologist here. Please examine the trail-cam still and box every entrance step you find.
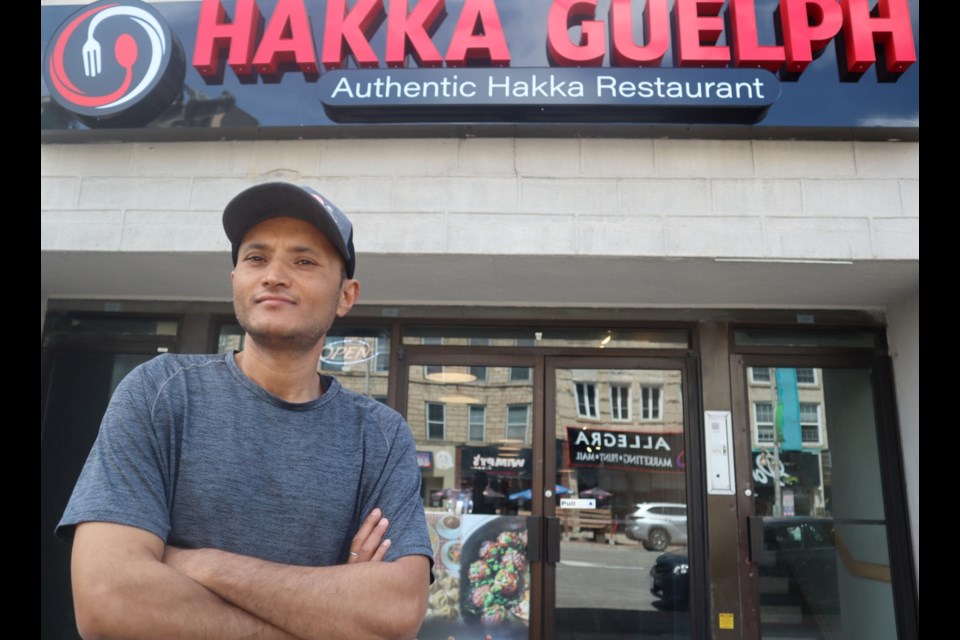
[760,575,791,594]
[761,604,804,625]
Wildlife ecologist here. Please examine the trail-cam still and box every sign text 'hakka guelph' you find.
[192,0,916,80]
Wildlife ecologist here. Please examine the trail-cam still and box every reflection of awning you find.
[580,486,613,499]
[508,485,570,500]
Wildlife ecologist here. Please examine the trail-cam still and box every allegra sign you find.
[192,0,915,80]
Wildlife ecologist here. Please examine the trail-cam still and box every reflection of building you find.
[407,365,534,444]
[556,368,683,433]
[407,357,535,510]
[556,368,686,520]
[747,367,829,516]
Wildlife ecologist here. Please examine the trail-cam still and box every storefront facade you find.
[41,0,919,638]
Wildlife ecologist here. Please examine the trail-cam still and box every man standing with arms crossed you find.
[57,182,433,639]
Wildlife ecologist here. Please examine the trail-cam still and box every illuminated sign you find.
[40,0,920,138]
[43,0,186,127]
[566,426,685,472]
[319,338,379,366]
[188,0,915,79]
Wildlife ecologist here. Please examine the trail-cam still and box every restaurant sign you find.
[566,426,684,473]
[41,0,919,138]
[462,445,533,477]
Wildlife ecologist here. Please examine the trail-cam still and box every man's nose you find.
[262,260,290,286]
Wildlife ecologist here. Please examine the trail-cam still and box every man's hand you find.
[164,507,392,573]
[71,522,297,640]
[348,507,391,563]
[161,507,429,639]
[167,551,429,640]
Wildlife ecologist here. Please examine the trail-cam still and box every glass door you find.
[736,359,915,639]
[400,352,539,640]
[399,328,701,640]
[544,356,703,640]
[41,315,180,640]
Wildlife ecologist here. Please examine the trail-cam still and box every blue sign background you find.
[41,0,920,140]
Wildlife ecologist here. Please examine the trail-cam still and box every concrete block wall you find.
[886,291,920,589]
[40,135,920,607]
[41,138,920,262]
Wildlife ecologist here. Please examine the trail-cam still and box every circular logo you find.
[43,0,185,127]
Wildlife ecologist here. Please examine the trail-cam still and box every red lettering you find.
[187,0,917,83]
[252,0,318,75]
[321,0,385,69]
[445,0,511,66]
[385,0,445,67]
[609,0,670,66]
[547,0,605,66]
[840,0,916,75]
[675,0,731,67]
[729,0,784,71]
[193,0,260,77]
[781,0,843,73]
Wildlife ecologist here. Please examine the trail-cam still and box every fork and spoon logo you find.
[43,0,185,126]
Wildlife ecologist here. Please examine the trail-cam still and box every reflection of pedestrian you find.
[502,481,518,515]
[472,471,495,514]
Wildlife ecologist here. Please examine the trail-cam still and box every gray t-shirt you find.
[58,352,433,570]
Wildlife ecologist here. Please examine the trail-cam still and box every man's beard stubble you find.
[239,318,330,353]
[234,285,343,355]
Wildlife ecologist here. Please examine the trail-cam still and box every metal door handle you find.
[546,516,560,564]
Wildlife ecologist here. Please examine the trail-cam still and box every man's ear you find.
[337,279,360,317]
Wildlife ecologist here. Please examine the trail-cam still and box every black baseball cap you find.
[223,182,356,278]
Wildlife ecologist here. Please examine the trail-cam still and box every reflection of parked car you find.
[649,517,839,613]
[625,502,687,551]
[649,552,689,609]
[758,517,839,613]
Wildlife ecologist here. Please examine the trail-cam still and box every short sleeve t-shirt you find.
[58,352,433,570]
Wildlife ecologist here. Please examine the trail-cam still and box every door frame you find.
[542,354,707,639]
[729,344,919,640]
[397,345,706,638]
[41,314,183,640]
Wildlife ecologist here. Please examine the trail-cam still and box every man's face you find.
[231,216,358,352]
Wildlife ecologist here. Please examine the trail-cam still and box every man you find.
[57,182,433,639]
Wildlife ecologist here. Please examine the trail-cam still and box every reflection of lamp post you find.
[771,368,783,517]
[365,350,371,398]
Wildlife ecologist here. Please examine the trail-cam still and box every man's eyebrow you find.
[289,245,323,256]
[240,241,270,253]
[239,242,322,256]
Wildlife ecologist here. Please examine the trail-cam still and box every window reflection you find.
[554,367,688,638]
[409,362,535,516]
[216,324,391,400]
[747,367,828,517]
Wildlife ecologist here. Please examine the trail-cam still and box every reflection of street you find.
[557,540,687,611]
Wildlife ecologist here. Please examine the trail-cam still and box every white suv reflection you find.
[625,502,688,551]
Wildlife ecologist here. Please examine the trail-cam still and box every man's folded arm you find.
[71,521,297,640]
[164,546,431,640]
